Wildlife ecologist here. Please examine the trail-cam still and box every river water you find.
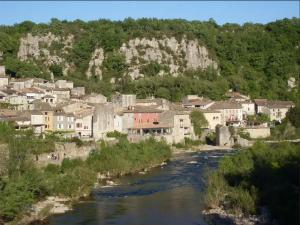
[48,150,234,225]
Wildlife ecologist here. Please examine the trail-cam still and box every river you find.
[48,150,234,225]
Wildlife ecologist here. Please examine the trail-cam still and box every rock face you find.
[18,34,218,79]
[120,37,218,79]
[18,33,74,75]
[86,48,104,79]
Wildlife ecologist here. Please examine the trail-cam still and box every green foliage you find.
[140,62,169,77]
[87,138,171,176]
[106,130,127,139]
[49,64,63,77]
[247,113,270,125]
[190,110,208,136]
[102,51,128,80]
[286,106,300,128]
[205,142,300,224]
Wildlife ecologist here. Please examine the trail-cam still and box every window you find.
[44,112,48,115]
[180,119,183,128]
[68,124,72,129]
[57,124,63,129]
[84,126,88,129]
[50,99,53,103]
[76,123,82,128]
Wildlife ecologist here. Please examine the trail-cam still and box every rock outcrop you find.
[86,48,104,79]
[120,37,218,79]
[18,33,74,75]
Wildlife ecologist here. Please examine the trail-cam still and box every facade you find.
[209,101,243,126]
[71,87,85,97]
[53,110,75,131]
[0,76,9,88]
[241,101,256,116]
[53,88,70,100]
[266,101,295,122]
[113,94,136,109]
[202,110,223,130]
[92,103,115,140]
[30,111,45,134]
[55,80,74,89]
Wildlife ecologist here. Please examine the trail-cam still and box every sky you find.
[0,1,299,26]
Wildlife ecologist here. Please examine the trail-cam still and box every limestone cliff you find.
[18,33,74,75]
[120,37,218,79]
[18,34,217,79]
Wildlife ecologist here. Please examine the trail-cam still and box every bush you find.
[204,142,300,224]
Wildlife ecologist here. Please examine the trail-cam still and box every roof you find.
[209,101,242,110]
[254,99,268,106]
[20,87,44,94]
[123,105,163,113]
[183,98,213,106]
[267,100,295,109]
[33,100,53,111]
[53,88,70,91]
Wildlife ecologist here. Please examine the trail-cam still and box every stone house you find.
[20,87,45,103]
[182,95,215,109]
[71,87,85,97]
[53,88,70,100]
[92,103,115,140]
[240,100,256,116]
[201,109,223,130]
[10,78,34,90]
[55,80,73,89]
[135,98,170,111]
[53,110,75,132]
[266,101,295,122]
[8,93,29,111]
[33,100,54,131]
[42,94,57,106]
[0,75,9,88]
[112,93,136,109]
[209,101,243,126]
[29,110,45,134]
[74,108,94,138]
[226,91,250,103]
[254,99,268,114]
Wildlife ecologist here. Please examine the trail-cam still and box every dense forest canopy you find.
[0,18,299,102]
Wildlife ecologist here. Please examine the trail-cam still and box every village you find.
[0,65,295,147]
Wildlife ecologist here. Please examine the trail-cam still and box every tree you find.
[190,110,208,136]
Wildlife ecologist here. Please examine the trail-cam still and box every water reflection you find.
[49,150,233,225]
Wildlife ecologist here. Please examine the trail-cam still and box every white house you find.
[209,101,243,126]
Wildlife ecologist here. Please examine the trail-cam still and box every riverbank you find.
[171,144,233,155]
[9,138,171,225]
[202,142,299,225]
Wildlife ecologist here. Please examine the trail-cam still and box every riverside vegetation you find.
[204,141,300,225]
[0,122,171,223]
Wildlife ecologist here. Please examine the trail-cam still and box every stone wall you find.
[244,127,271,139]
[35,142,96,167]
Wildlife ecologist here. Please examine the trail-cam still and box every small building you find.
[10,78,34,90]
[0,74,9,88]
[209,101,243,126]
[266,100,295,122]
[92,103,115,140]
[55,80,73,89]
[112,93,136,109]
[42,94,57,105]
[71,87,85,97]
[33,100,54,131]
[20,87,45,103]
[201,109,223,130]
[226,91,250,103]
[74,108,94,138]
[53,88,70,100]
[53,110,75,132]
[30,110,45,134]
[182,95,215,109]
[254,99,268,114]
[240,100,256,116]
